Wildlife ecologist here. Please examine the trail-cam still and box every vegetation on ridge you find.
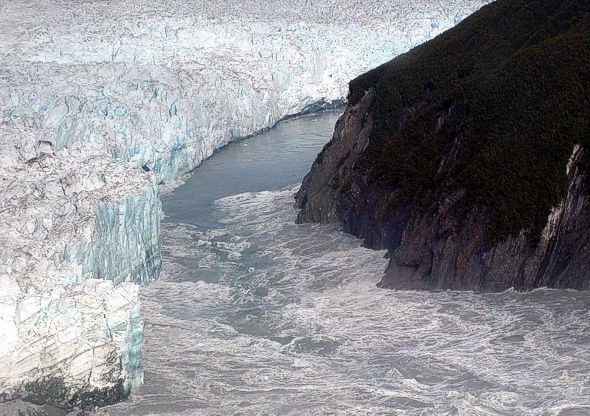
[348,0,590,244]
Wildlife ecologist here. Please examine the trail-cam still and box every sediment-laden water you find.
[100,112,590,416]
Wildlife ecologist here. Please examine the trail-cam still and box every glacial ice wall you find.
[0,142,158,406]
[0,0,489,409]
[0,0,489,183]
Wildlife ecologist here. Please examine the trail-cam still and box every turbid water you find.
[99,112,590,416]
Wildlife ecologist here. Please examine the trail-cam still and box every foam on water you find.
[98,114,590,416]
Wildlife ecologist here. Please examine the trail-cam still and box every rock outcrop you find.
[297,0,590,291]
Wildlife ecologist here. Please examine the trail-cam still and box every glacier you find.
[0,0,489,410]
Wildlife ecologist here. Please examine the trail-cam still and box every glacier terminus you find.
[0,0,489,412]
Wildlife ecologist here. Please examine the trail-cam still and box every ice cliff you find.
[0,0,488,410]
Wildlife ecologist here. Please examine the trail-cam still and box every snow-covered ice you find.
[0,0,488,408]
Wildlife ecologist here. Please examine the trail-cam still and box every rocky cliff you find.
[296,0,590,291]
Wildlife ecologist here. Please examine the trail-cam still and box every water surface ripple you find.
[100,112,590,416]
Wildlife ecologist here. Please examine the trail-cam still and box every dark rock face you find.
[0,400,67,416]
[296,0,590,291]
[296,89,413,251]
[379,144,590,291]
[0,378,129,415]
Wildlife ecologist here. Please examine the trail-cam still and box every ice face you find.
[64,184,162,287]
[0,0,490,183]
[0,150,158,403]
[0,278,144,404]
[0,0,489,408]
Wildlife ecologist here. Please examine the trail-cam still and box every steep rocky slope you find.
[297,0,590,291]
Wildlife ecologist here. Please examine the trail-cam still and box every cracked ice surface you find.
[0,134,160,403]
[0,0,488,407]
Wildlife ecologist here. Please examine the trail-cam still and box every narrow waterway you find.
[101,112,590,416]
